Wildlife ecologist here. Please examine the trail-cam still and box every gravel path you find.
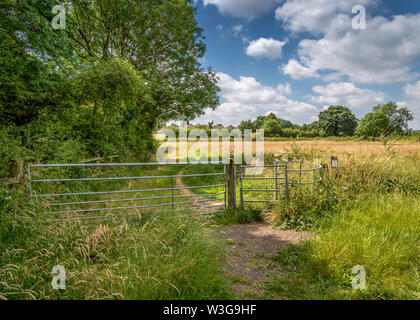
[176,168,312,298]
[219,222,312,299]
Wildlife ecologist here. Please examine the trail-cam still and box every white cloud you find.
[203,0,275,19]
[311,82,386,109]
[193,73,318,126]
[277,83,292,96]
[232,24,243,36]
[275,0,376,34]
[280,11,420,84]
[403,81,420,129]
[281,59,319,80]
[216,24,223,31]
[246,38,287,59]
[404,81,420,100]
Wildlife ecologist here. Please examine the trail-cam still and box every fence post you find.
[227,158,236,209]
[223,163,227,210]
[300,161,302,185]
[239,166,244,207]
[27,165,32,197]
[285,165,289,200]
[331,156,339,178]
[170,164,174,212]
[10,159,24,183]
[274,162,278,200]
[233,165,237,206]
[313,169,316,193]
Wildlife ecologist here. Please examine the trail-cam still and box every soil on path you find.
[175,165,224,211]
[219,221,312,299]
[176,166,312,299]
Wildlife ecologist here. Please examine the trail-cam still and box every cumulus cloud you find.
[277,83,292,96]
[275,0,375,34]
[404,81,420,100]
[232,24,243,36]
[280,13,420,84]
[193,73,319,125]
[403,81,420,129]
[246,38,287,59]
[203,0,275,20]
[311,82,386,109]
[281,59,319,80]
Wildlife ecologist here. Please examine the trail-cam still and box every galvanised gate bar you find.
[27,162,228,222]
[239,160,322,206]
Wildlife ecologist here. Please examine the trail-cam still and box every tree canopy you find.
[317,106,358,137]
[355,111,390,138]
[0,0,220,170]
[373,102,413,135]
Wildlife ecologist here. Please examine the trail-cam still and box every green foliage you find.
[268,194,420,300]
[262,118,283,136]
[318,106,358,137]
[272,144,420,230]
[238,120,255,131]
[410,131,420,142]
[0,0,219,174]
[274,188,343,231]
[215,208,263,226]
[67,0,219,123]
[236,102,415,139]
[373,102,414,135]
[238,113,319,138]
[0,187,231,299]
[75,59,155,157]
[355,111,390,137]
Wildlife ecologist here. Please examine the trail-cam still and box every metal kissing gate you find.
[27,160,322,221]
[238,160,322,206]
[27,162,228,222]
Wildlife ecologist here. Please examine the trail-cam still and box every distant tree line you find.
[238,102,414,138]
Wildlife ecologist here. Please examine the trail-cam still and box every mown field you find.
[0,139,419,300]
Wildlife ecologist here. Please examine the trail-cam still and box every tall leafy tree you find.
[0,0,75,125]
[373,102,413,134]
[238,120,255,131]
[262,118,282,136]
[318,106,358,136]
[355,111,390,138]
[66,0,219,123]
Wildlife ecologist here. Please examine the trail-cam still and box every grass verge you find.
[267,194,420,299]
[0,186,232,300]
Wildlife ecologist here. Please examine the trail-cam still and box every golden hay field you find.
[181,140,420,158]
[262,140,420,157]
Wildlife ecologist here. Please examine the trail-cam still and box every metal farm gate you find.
[27,160,322,221]
[27,162,228,222]
[238,161,321,206]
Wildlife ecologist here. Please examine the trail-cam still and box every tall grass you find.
[268,194,420,299]
[0,168,232,299]
[266,144,420,300]
[272,145,420,230]
[0,202,231,299]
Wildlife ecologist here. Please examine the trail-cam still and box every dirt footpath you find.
[219,222,312,299]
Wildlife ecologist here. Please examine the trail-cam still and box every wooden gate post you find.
[10,159,24,183]
[227,158,236,209]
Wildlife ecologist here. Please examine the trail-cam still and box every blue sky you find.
[191,0,420,129]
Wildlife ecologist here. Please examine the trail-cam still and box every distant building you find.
[186,124,195,129]
[226,125,236,130]
[213,124,224,129]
